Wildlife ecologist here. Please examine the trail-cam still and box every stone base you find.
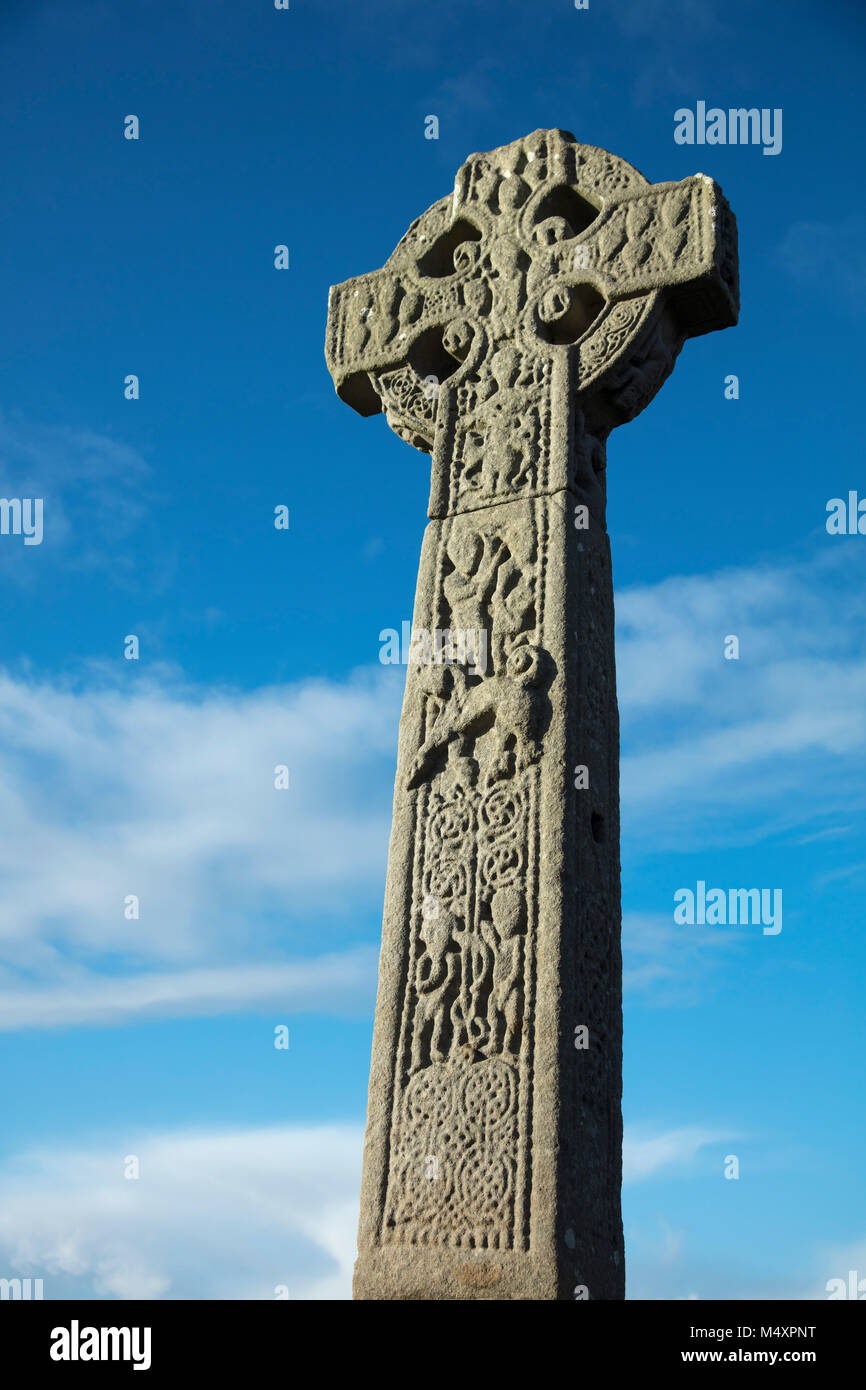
[354,1247,618,1301]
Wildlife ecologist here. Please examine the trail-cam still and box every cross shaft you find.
[325,129,738,1300]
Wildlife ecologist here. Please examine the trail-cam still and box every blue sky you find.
[0,0,864,1299]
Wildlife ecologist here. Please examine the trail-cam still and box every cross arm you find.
[572,175,739,337]
[325,244,467,420]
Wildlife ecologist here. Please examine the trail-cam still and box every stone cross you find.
[325,129,738,1300]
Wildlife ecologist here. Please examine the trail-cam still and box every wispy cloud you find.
[778,216,866,313]
[617,547,866,850]
[0,665,399,1027]
[623,1124,733,1183]
[623,911,744,1003]
[613,0,727,41]
[626,1220,866,1301]
[0,949,376,1032]
[0,412,150,582]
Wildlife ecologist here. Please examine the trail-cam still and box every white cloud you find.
[0,665,400,1027]
[0,1124,363,1300]
[0,949,376,1031]
[616,548,866,849]
[623,1125,732,1183]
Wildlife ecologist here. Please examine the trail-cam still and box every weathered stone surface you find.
[325,129,738,1300]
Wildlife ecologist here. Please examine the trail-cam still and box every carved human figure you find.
[442,529,503,641]
[490,527,536,669]
[411,909,461,1071]
[458,345,544,500]
[483,887,527,1057]
[440,521,536,678]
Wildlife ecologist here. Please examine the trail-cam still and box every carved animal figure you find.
[407,645,547,788]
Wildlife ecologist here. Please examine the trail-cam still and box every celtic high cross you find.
[325,129,738,1300]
